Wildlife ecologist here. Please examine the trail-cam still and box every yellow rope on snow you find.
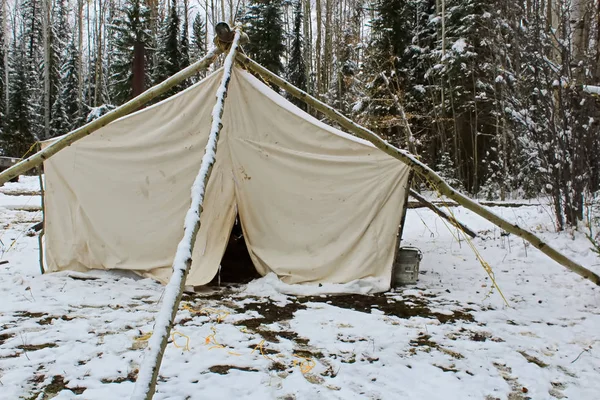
[172,331,191,351]
[292,354,316,374]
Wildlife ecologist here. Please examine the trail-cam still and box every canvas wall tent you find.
[40,66,413,291]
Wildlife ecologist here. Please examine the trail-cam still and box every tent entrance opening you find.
[210,216,260,285]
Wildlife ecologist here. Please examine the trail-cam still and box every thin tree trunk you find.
[236,52,600,286]
[93,0,104,106]
[303,0,312,101]
[380,72,416,155]
[43,0,51,139]
[323,0,332,91]
[2,0,7,114]
[131,31,241,400]
[0,48,222,185]
[315,0,322,95]
[77,0,83,107]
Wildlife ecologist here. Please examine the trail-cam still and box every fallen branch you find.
[0,48,222,187]
[236,53,600,286]
[409,189,477,238]
[131,30,242,400]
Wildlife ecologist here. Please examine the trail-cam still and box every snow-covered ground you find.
[0,176,599,399]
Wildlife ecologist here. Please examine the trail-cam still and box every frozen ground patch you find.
[0,179,598,399]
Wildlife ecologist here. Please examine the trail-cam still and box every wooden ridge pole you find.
[131,29,242,400]
[409,189,477,239]
[236,53,600,286]
[0,48,222,187]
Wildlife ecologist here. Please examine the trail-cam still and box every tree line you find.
[0,0,599,232]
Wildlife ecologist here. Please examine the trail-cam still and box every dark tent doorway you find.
[209,216,260,285]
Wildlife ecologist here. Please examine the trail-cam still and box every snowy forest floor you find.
[0,177,599,400]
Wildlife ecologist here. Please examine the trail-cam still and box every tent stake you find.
[131,30,242,400]
[409,189,477,239]
[0,48,222,187]
[236,53,600,286]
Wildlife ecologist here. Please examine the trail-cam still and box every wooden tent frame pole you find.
[235,53,600,286]
[0,48,223,187]
[37,142,46,274]
[131,31,242,400]
[409,189,477,239]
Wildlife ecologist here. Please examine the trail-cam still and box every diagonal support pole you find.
[0,48,222,187]
[130,30,242,400]
[235,52,600,287]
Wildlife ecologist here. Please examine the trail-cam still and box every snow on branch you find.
[131,29,242,400]
[583,85,600,95]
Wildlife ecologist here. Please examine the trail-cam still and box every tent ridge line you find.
[0,48,223,187]
[235,52,600,287]
[130,29,242,400]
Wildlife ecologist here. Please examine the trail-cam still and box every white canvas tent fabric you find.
[41,67,412,290]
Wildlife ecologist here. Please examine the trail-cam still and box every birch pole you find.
[409,189,477,239]
[236,53,600,286]
[0,48,222,187]
[131,30,241,400]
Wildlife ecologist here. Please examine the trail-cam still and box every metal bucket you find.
[392,246,423,286]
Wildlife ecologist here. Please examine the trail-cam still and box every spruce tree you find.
[191,13,206,59]
[61,39,84,130]
[49,0,71,137]
[243,0,285,80]
[361,0,414,148]
[2,41,37,157]
[110,0,152,105]
[21,0,44,139]
[179,1,190,72]
[155,0,181,84]
[287,0,306,110]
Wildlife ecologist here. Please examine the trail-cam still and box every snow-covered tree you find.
[2,40,37,157]
[287,0,306,110]
[109,0,153,105]
[154,0,181,88]
[243,0,285,80]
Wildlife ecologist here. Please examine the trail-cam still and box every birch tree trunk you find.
[131,30,241,400]
[571,0,588,79]
[0,48,222,186]
[236,53,600,287]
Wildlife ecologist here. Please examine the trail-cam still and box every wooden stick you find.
[409,189,477,238]
[131,30,242,400]
[0,48,222,187]
[236,53,600,286]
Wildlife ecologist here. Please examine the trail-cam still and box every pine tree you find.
[155,0,181,84]
[48,0,71,137]
[243,0,285,81]
[191,13,206,59]
[360,0,414,148]
[2,41,37,157]
[57,38,84,132]
[287,0,306,110]
[21,0,44,139]
[179,0,190,73]
[110,0,152,105]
